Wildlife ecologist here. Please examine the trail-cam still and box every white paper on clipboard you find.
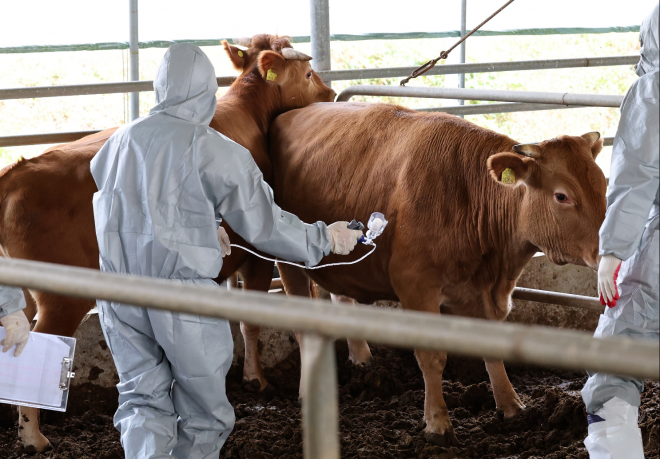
[0,328,71,408]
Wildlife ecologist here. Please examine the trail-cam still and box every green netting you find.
[0,26,640,54]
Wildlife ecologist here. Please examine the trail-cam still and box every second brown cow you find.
[263,102,607,446]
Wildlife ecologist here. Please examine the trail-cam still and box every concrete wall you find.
[508,254,601,332]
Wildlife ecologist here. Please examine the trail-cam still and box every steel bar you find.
[0,77,237,101]
[0,56,636,102]
[0,257,656,379]
[419,102,582,115]
[0,128,615,150]
[129,0,139,121]
[310,0,332,86]
[512,288,603,311]
[318,55,638,82]
[301,333,340,459]
[0,130,101,148]
[459,0,467,106]
[337,85,624,107]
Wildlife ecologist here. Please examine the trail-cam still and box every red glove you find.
[599,262,621,308]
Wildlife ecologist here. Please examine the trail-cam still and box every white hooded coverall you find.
[0,287,26,319]
[581,5,659,458]
[91,44,331,459]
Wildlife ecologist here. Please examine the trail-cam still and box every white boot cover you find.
[584,397,645,459]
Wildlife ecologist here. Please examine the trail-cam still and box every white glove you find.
[598,255,622,308]
[0,310,30,357]
[217,226,231,257]
[328,221,363,255]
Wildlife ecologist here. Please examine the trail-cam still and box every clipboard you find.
[0,329,76,412]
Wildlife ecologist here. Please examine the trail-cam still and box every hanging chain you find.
[400,0,516,86]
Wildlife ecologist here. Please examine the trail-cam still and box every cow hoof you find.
[242,377,266,392]
[260,383,277,398]
[424,429,460,447]
[22,441,52,455]
[497,402,526,421]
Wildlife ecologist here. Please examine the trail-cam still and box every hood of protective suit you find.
[637,4,659,76]
[149,43,218,125]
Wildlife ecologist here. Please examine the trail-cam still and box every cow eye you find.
[306,71,313,79]
[555,193,568,203]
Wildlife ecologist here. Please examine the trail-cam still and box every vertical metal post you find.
[301,333,339,459]
[310,0,332,86]
[459,0,467,107]
[129,0,139,121]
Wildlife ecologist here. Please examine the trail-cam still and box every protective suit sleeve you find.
[0,285,27,319]
[199,134,331,267]
[599,72,660,260]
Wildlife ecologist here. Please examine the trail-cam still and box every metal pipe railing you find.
[336,85,624,107]
[310,0,332,87]
[420,102,589,115]
[0,77,238,101]
[128,0,140,121]
[301,333,339,459]
[0,56,637,102]
[319,55,638,82]
[0,257,656,379]
[0,130,615,151]
[0,130,615,150]
[512,288,603,311]
[0,130,102,148]
[266,279,604,312]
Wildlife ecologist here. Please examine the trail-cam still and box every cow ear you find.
[487,152,533,187]
[258,51,286,84]
[581,131,603,160]
[222,40,246,71]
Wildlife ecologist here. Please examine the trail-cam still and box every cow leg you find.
[238,255,275,392]
[329,294,372,365]
[19,293,93,453]
[484,359,525,419]
[395,279,459,447]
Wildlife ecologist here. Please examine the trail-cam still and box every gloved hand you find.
[598,255,622,308]
[0,310,30,357]
[328,221,363,255]
[217,226,231,257]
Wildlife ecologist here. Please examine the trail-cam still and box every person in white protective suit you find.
[0,286,30,357]
[581,5,659,459]
[91,43,363,459]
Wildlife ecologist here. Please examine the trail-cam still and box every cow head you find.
[487,132,607,269]
[222,34,336,108]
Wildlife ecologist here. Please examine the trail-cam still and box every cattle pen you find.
[1,1,658,458]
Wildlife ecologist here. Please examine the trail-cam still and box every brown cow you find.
[262,102,606,446]
[0,34,334,453]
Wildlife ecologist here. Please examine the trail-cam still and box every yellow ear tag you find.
[266,68,278,81]
[501,168,516,184]
[237,50,244,58]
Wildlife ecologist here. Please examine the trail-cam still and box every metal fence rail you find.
[321,55,638,82]
[0,129,615,150]
[336,85,624,107]
[0,256,656,379]
[0,77,238,101]
[0,130,102,148]
[0,56,636,102]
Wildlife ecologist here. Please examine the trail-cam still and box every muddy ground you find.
[1,342,658,459]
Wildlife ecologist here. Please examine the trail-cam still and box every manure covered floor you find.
[1,342,658,459]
